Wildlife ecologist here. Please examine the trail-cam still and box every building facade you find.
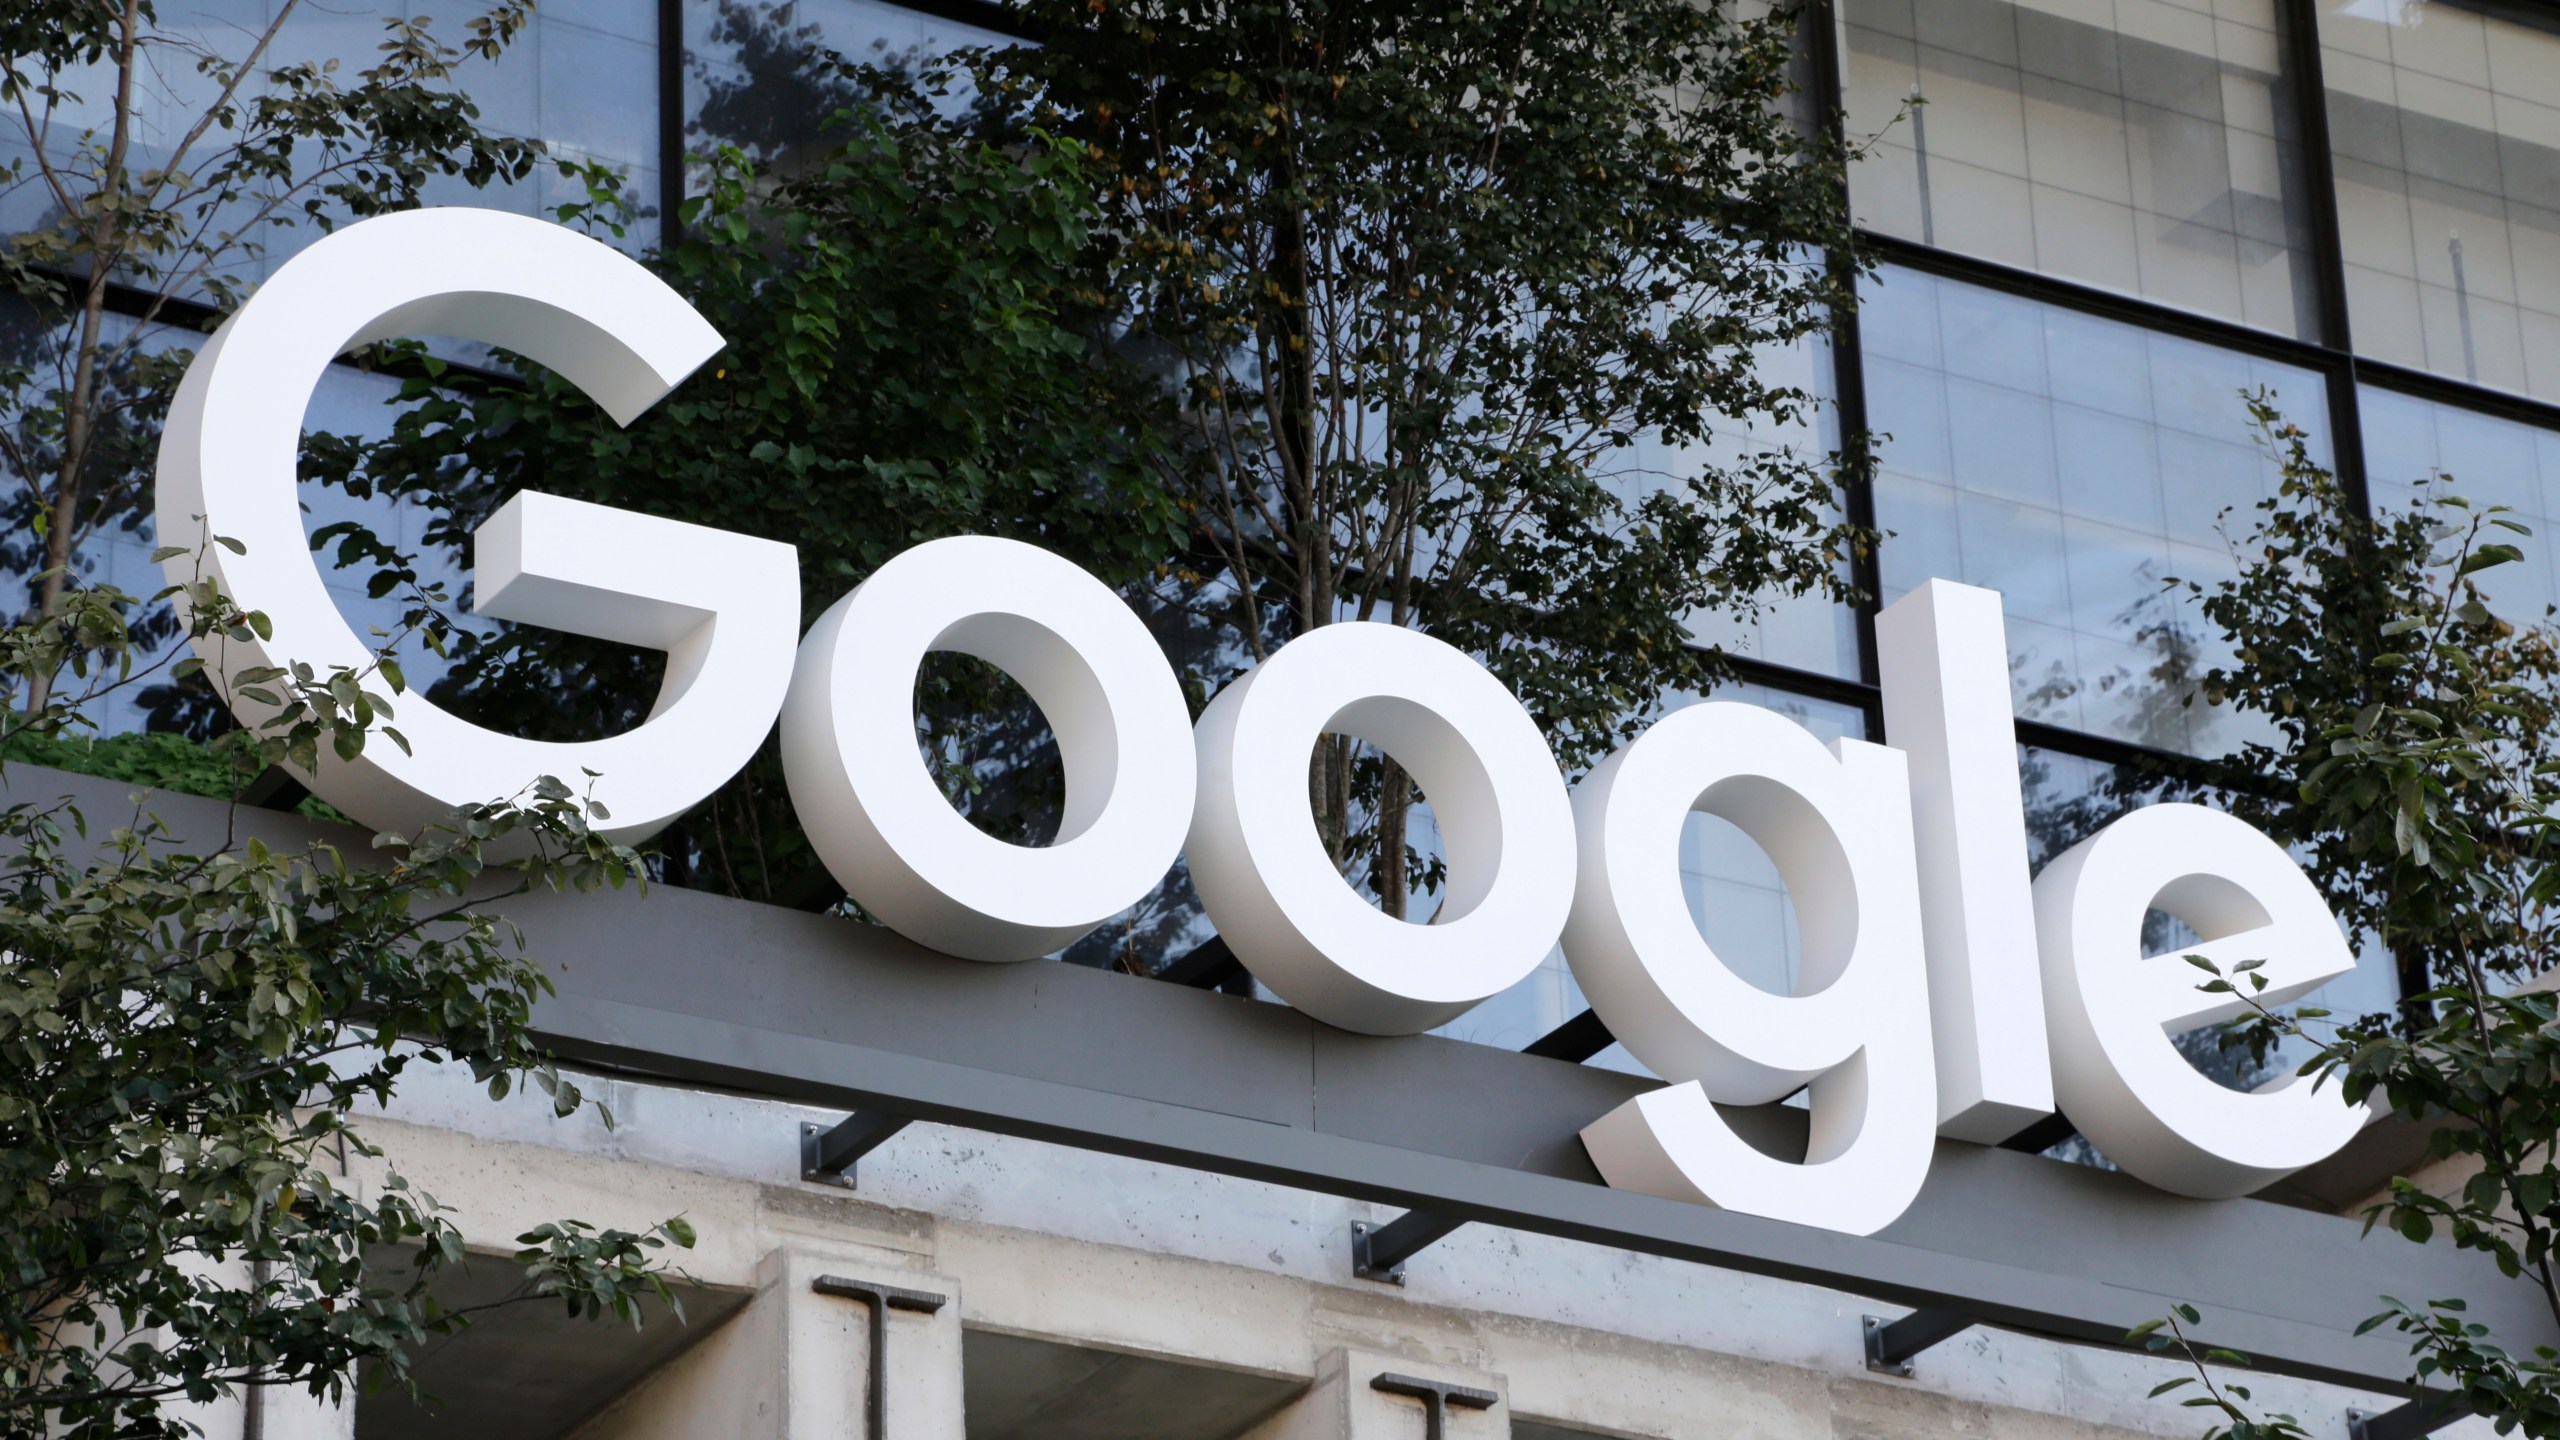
[20,0,2560,1433]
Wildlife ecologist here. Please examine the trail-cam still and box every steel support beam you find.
[1997,1112,2079,1155]
[1863,1308,1979,1377]
[801,1110,913,1189]
[1157,935,1247,990]
[1521,1008,1615,1062]
[1351,1008,1620,1283]
[1371,1373,1498,1440]
[239,766,311,812]
[503,873,2532,1393]
[1350,1210,1469,1285]
[2348,1396,2467,1440]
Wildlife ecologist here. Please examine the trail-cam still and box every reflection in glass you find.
[683,0,1008,171]
[2361,387,2560,625]
[1647,333,1864,681]
[44,363,464,740]
[1864,264,2325,756]
[2320,0,2560,402]
[0,0,664,282]
[1838,0,2319,337]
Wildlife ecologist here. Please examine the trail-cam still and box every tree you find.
[0,6,697,1431]
[323,53,1200,926]
[326,1,1864,944]
[0,0,584,707]
[2131,398,2560,1438]
[996,0,1867,913]
[0,537,697,1439]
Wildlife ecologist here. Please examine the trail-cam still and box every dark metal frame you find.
[1370,1373,1500,1440]
[809,1274,950,1440]
[483,860,2548,1400]
[2348,1396,2471,1440]
[1862,1309,1978,1378]
[801,1111,913,1188]
[1350,1009,1620,1282]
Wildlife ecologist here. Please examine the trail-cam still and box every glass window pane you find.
[2359,384,2560,622]
[1669,332,1865,681]
[685,0,1011,165]
[2,0,665,286]
[1864,264,2328,755]
[2321,0,2560,402]
[1838,0,2321,338]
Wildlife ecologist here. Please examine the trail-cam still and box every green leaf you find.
[2459,543,2525,576]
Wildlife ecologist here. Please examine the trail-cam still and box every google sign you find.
[155,209,2369,1240]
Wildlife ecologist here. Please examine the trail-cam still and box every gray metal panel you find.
[502,876,2541,1394]
[7,767,2537,1396]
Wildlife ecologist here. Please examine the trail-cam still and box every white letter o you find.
[779,535,1196,961]
[1185,623,1576,1036]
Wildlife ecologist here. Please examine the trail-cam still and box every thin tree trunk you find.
[27,0,142,712]
[1374,758,1413,920]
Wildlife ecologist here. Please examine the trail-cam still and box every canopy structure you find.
[21,765,2530,1402]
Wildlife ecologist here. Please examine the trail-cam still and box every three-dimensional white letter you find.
[157,207,799,843]
[2034,802,2369,1197]
[780,535,1197,961]
[1876,579,2055,1143]
[1565,702,1937,1236]
[1186,623,1576,1035]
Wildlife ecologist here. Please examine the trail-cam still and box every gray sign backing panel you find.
[9,766,2529,1395]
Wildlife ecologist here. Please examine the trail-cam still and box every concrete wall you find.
[331,1056,2469,1440]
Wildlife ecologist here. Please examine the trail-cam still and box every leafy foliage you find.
[0,543,695,1439]
[2131,398,2560,1436]
[2132,1306,2314,1440]
[0,0,596,705]
[994,0,1869,911]
[321,55,1198,918]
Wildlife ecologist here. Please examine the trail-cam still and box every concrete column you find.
[153,1253,355,1440]
[573,1248,963,1440]
[1240,1347,1509,1440]
[260,1384,357,1440]
[160,1378,353,1440]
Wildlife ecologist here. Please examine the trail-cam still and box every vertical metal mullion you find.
[1803,0,1889,741]
[2275,0,2372,521]
[2276,0,2438,1011]
[658,0,686,245]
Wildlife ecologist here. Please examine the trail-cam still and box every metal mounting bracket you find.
[811,1275,946,1440]
[1863,1309,1978,1377]
[2347,1395,2467,1440]
[1157,935,1250,991]
[1347,1008,1618,1285]
[1521,1007,1614,1061]
[1351,1211,1467,1285]
[1371,1372,1498,1439]
[239,765,311,812]
[800,1111,913,1189]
